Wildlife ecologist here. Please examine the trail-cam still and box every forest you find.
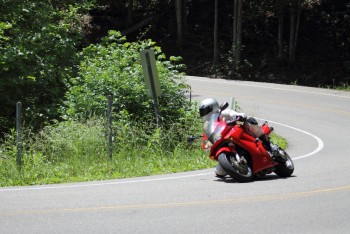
[1,0,349,134]
[85,0,350,86]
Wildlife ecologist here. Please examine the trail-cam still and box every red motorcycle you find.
[196,102,294,182]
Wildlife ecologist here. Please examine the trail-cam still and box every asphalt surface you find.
[1,76,350,234]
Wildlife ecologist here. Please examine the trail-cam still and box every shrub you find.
[0,0,93,134]
[62,30,191,126]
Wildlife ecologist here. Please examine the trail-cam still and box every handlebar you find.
[226,116,246,126]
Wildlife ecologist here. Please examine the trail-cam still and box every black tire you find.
[274,153,294,177]
[218,152,253,183]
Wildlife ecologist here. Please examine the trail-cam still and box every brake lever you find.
[227,116,243,126]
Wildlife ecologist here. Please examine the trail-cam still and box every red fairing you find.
[261,124,272,135]
[230,125,275,174]
[201,133,209,150]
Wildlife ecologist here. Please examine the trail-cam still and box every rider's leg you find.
[215,164,227,177]
[259,135,272,151]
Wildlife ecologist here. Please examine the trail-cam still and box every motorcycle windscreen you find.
[243,121,264,138]
[203,113,224,144]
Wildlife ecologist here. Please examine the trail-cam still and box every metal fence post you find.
[107,95,113,159]
[16,102,23,167]
[229,97,235,110]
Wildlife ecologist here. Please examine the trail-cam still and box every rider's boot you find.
[259,135,272,152]
[215,164,227,178]
[259,135,279,161]
[259,135,286,162]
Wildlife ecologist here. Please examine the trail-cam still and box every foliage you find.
[0,114,213,187]
[1,0,349,135]
[98,0,348,87]
[62,30,189,125]
[0,0,94,134]
[0,112,288,187]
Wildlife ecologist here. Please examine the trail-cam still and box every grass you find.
[0,117,286,187]
[337,85,350,91]
[270,133,287,149]
[0,117,216,187]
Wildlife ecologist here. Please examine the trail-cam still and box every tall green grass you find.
[0,117,286,187]
[0,117,215,187]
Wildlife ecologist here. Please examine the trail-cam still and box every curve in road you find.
[1,76,350,234]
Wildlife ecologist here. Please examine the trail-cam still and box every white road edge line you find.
[257,118,324,160]
[0,173,214,192]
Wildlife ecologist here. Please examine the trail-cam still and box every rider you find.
[199,98,275,177]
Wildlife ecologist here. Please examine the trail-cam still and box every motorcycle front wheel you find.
[218,152,253,183]
[274,152,294,177]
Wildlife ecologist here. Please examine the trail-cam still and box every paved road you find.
[1,76,350,234]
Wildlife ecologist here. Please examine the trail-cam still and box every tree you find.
[213,0,219,69]
[175,0,187,48]
[232,0,243,67]
[276,0,287,59]
[126,0,134,27]
[0,0,93,134]
[288,0,301,64]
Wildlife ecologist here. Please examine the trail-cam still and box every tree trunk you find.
[122,15,155,35]
[182,0,187,42]
[232,0,238,45]
[289,0,301,64]
[236,0,243,63]
[278,6,284,59]
[232,0,243,66]
[126,0,133,27]
[294,0,301,54]
[213,0,218,69]
[175,0,184,48]
[289,5,296,63]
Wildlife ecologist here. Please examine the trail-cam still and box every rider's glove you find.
[236,113,247,121]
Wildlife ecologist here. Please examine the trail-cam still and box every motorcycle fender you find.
[215,146,236,159]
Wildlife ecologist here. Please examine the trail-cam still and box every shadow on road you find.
[214,174,297,183]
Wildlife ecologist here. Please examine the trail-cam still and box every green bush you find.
[0,0,93,133]
[0,26,208,187]
[62,30,190,126]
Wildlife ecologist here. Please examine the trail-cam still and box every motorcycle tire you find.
[274,153,294,177]
[218,152,253,183]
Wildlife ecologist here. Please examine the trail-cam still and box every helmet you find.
[199,98,219,120]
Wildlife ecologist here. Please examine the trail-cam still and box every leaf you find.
[26,76,36,81]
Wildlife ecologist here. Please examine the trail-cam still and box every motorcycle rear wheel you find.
[218,152,253,183]
[274,152,294,177]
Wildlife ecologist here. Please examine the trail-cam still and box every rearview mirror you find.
[220,102,229,111]
[218,102,229,120]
